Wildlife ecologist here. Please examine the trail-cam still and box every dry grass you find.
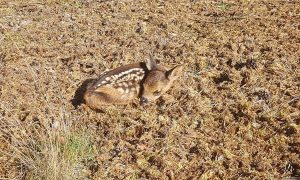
[0,116,95,179]
[0,0,299,179]
[0,63,96,179]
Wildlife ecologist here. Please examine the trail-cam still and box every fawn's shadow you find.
[71,78,95,109]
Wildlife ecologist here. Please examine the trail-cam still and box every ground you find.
[0,0,299,179]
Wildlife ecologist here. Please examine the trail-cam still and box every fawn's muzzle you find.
[140,97,149,105]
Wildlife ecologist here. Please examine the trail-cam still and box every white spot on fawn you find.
[125,88,129,93]
[96,68,145,88]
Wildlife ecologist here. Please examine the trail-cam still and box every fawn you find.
[83,57,183,109]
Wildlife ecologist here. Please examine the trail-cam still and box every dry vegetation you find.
[0,0,299,179]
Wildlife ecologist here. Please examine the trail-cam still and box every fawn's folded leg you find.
[83,90,111,109]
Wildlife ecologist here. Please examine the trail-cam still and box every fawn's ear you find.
[166,65,184,81]
[146,55,157,70]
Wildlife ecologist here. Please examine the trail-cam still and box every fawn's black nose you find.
[140,97,149,105]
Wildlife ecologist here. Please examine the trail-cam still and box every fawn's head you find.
[140,58,183,105]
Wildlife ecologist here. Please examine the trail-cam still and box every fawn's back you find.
[84,58,183,110]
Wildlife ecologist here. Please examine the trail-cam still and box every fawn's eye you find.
[153,90,161,96]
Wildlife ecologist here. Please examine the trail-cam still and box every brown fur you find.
[84,59,183,110]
